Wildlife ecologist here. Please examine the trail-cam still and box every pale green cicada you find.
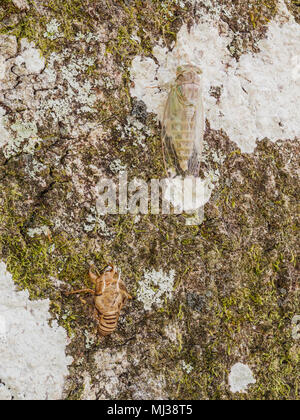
[162,64,204,177]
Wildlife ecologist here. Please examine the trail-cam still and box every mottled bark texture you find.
[0,0,299,400]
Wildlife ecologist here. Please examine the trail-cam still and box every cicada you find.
[162,64,204,177]
[66,265,132,336]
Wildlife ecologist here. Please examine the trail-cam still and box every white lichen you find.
[74,31,102,43]
[12,0,29,10]
[9,121,42,157]
[136,269,176,311]
[0,56,6,80]
[121,116,151,148]
[0,118,44,159]
[109,159,127,173]
[0,313,6,342]
[43,19,62,40]
[83,329,96,350]
[182,360,193,374]
[130,371,167,400]
[81,371,96,400]
[15,39,45,74]
[97,218,112,236]
[0,108,9,148]
[164,322,180,343]
[0,35,102,158]
[93,347,167,399]
[0,35,17,59]
[26,159,48,180]
[83,208,113,236]
[36,51,97,123]
[291,315,300,340]
[228,363,256,394]
[130,7,300,154]
[93,348,129,399]
[27,225,51,238]
[0,262,72,400]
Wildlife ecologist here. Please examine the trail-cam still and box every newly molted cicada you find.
[66,266,132,336]
[162,64,204,177]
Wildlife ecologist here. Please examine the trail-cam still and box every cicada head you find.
[175,64,203,107]
[176,64,202,83]
[101,265,118,287]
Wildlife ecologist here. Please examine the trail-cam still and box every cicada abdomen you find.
[162,65,204,177]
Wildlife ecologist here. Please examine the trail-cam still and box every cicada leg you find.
[89,267,99,285]
[124,291,132,300]
[65,288,95,296]
[95,278,106,297]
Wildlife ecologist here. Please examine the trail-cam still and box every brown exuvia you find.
[66,265,132,336]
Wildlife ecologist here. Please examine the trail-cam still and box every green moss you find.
[0,0,94,56]
[1,200,87,299]
[248,0,278,29]
[65,383,85,400]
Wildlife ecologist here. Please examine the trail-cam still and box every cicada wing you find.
[162,84,205,177]
[162,86,186,175]
[187,90,205,177]
[188,147,201,178]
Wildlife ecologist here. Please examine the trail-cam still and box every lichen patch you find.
[137,269,176,311]
[0,261,72,400]
[229,363,256,394]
